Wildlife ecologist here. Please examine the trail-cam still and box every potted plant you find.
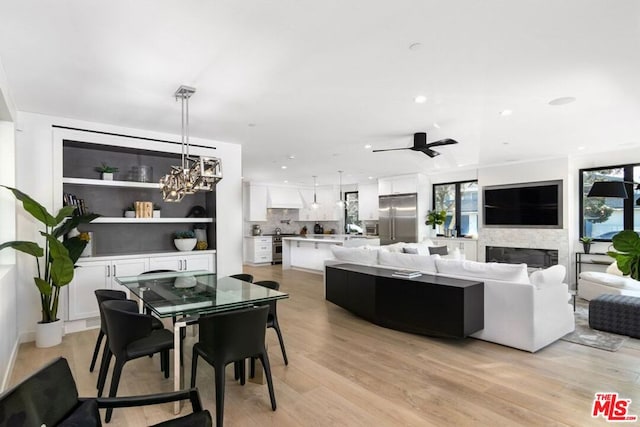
[0,186,99,347]
[174,230,197,251]
[95,162,119,180]
[607,231,640,279]
[579,236,593,254]
[426,209,447,236]
[124,203,136,218]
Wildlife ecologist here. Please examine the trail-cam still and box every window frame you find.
[344,190,360,234]
[579,163,636,241]
[431,179,478,237]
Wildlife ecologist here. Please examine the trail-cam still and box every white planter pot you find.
[102,172,114,181]
[153,210,161,218]
[174,238,197,251]
[124,210,136,218]
[35,319,63,348]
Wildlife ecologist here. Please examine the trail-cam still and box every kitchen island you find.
[282,235,380,273]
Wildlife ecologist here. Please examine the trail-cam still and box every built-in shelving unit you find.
[63,177,160,189]
[92,217,213,224]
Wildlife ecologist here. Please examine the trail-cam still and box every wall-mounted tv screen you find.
[483,180,562,228]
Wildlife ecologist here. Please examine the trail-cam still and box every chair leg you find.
[272,321,289,366]
[160,350,165,374]
[214,365,226,427]
[190,350,199,388]
[234,361,240,380]
[89,330,105,372]
[163,350,170,378]
[239,359,246,386]
[97,347,112,396]
[259,352,277,411]
[105,359,125,423]
[250,357,256,379]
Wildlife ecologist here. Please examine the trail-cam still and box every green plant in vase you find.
[579,236,593,254]
[0,186,100,324]
[94,163,119,180]
[607,231,640,280]
[426,209,447,235]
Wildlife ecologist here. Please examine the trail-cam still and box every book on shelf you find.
[391,270,422,278]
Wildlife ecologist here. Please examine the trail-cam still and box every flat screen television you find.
[483,180,562,228]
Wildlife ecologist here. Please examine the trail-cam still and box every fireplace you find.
[485,246,558,269]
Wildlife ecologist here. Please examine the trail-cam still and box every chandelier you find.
[160,85,223,202]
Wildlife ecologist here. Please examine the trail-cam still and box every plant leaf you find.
[611,230,640,254]
[63,236,88,264]
[50,256,74,286]
[54,206,77,225]
[607,251,632,274]
[1,185,56,226]
[0,241,44,257]
[43,233,69,259]
[34,277,52,296]
[53,213,101,238]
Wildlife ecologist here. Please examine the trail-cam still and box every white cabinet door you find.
[358,183,379,220]
[316,186,341,221]
[182,254,213,272]
[298,188,316,221]
[68,260,109,321]
[245,184,268,221]
[148,256,182,272]
[379,176,418,195]
[111,258,148,293]
[149,253,215,272]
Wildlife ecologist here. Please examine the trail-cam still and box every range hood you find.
[267,186,303,209]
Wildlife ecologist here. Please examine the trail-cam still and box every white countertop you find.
[283,236,344,243]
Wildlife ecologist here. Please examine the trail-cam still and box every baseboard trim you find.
[0,338,19,392]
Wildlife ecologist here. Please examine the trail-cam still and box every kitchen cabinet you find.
[67,257,148,320]
[298,188,316,221]
[244,183,268,221]
[316,186,341,221]
[244,236,273,264]
[378,175,419,195]
[358,182,379,220]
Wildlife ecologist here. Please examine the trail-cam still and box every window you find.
[580,164,640,241]
[432,180,478,237]
[344,191,362,233]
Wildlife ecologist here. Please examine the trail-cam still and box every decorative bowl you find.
[174,238,197,251]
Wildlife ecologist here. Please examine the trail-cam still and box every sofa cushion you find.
[378,251,438,273]
[529,265,566,289]
[383,242,406,253]
[330,245,379,265]
[435,259,530,284]
[428,245,448,255]
[579,271,640,290]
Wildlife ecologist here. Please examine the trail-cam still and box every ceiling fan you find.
[372,132,458,157]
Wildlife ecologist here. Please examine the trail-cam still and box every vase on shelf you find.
[582,242,591,254]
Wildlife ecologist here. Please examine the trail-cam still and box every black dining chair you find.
[229,273,254,283]
[249,280,288,378]
[0,357,212,427]
[190,305,276,427]
[94,290,165,394]
[100,299,175,422]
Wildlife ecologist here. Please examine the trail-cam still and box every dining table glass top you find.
[115,270,289,318]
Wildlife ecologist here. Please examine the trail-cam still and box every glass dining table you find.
[115,270,289,414]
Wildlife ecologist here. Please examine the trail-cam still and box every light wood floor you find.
[10,265,640,426]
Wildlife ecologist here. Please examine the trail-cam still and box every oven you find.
[272,235,283,264]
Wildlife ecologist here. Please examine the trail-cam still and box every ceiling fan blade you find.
[372,147,411,152]
[421,148,440,157]
[426,138,458,148]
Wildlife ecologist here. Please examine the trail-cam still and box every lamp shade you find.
[587,181,629,199]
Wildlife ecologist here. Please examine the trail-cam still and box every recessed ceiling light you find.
[433,122,440,129]
[288,155,295,159]
[549,97,576,106]
[364,144,372,149]
[409,42,422,51]
[502,142,510,145]
[499,110,512,116]
[284,180,288,183]
[414,95,427,104]
[368,176,374,180]
[248,123,256,127]
[281,165,287,169]
[578,146,585,151]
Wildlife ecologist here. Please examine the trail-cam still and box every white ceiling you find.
[1,1,640,187]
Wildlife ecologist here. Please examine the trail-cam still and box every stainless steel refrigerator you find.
[378,193,418,245]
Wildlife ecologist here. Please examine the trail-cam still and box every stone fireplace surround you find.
[479,228,569,273]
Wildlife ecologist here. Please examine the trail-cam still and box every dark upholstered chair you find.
[0,357,211,427]
[190,306,276,427]
[250,281,288,376]
[100,300,175,422]
[229,273,254,283]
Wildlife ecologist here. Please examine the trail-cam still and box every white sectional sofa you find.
[324,242,575,352]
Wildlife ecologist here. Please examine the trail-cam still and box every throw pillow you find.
[429,245,448,255]
[378,251,439,273]
[402,247,419,254]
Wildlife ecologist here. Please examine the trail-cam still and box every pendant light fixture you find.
[336,170,345,207]
[311,175,319,209]
[160,85,223,202]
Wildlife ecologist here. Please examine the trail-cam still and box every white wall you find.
[0,56,18,391]
[14,111,243,341]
